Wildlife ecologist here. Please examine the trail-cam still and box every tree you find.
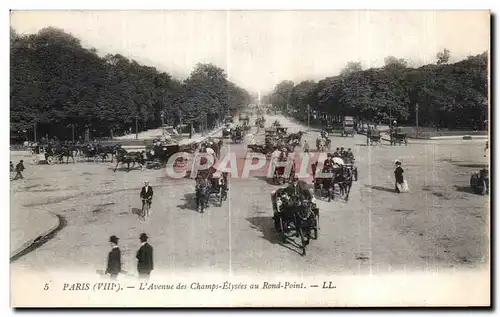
[10,28,251,141]
[340,61,363,75]
[436,48,451,65]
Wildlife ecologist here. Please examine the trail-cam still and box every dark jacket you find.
[136,243,154,273]
[140,186,154,200]
[106,247,122,275]
[394,166,404,184]
[15,162,25,172]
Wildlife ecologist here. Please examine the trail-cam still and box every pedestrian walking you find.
[394,160,408,193]
[13,160,25,180]
[105,235,121,280]
[136,233,154,279]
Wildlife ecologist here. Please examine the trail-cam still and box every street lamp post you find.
[307,104,310,131]
[135,117,138,140]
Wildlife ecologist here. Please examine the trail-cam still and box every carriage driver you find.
[345,148,355,163]
[333,148,340,157]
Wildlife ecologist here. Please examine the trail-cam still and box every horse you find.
[113,149,144,172]
[334,166,353,201]
[287,131,305,143]
[195,176,211,213]
[57,147,75,164]
[316,138,326,152]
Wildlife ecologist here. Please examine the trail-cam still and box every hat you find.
[395,160,401,165]
[341,147,344,150]
[20,160,23,163]
[109,235,119,244]
[336,147,340,150]
[144,181,149,184]
[140,233,148,241]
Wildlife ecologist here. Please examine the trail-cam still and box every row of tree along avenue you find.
[10,27,252,142]
[263,49,488,130]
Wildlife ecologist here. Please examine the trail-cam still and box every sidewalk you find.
[10,205,60,259]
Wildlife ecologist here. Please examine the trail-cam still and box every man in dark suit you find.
[140,181,154,212]
[105,235,121,280]
[136,233,153,279]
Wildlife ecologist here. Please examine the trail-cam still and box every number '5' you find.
[44,283,49,291]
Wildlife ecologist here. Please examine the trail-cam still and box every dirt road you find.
[10,114,489,277]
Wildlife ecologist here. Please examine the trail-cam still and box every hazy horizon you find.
[10,10,490,95]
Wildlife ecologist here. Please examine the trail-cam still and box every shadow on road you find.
[131,207,144,220]
[246,216,303,256]
[454,185,474,194]
[453,163,489,169]
[253,175,278,185]
[364,184,396,193]
[176,193,198,212]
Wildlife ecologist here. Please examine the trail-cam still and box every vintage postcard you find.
[9,10,490,307]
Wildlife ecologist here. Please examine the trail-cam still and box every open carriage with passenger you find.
[271,181,319,256]
[194,167,229,213]
[366,127,382,146]
[272,151,297,185]
[231,127,244,143]
[390,127,408,146]
[312,157,354,202]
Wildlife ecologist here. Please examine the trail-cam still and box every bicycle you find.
[141,198,152,219]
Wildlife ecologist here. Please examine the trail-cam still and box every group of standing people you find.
[106,233,154,280]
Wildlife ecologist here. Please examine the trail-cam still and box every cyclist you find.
[140,181,154,215]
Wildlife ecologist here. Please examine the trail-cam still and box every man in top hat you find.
[105,235,121,280]
[136,233,154,279]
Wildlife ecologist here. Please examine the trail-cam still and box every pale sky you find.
[10,10,490,94]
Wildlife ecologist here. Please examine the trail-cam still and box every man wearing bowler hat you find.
[136,233,154,279]
[105,235,121,280]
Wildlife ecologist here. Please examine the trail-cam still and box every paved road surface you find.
[10,114,489,277]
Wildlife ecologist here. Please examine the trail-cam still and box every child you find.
[394,160,405,193]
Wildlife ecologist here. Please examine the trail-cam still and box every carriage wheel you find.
[298,227,307,256]
[481,179,488,195]
[312,218,319,240]
[47,156,55,165]
[279,216,286,243]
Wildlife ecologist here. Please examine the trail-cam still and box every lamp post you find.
[135,117,138,140]
[307,104,310,131]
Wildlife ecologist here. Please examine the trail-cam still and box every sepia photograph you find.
[9,9,490,307]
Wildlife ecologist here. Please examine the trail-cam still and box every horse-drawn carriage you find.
[276,127,288,136]
[366,129,382,146]
[231,127,244,143]
[271,188,319,256]
[272,154,296,185]
[222,124,233,138]
[390,128,408,146]
[470,168,489,195]
[195,170,229,213]
[312,157,354,202]
[144,143,184,170]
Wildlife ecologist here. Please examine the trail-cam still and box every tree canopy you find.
[10,27,252,140]
[264,50,488,129]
